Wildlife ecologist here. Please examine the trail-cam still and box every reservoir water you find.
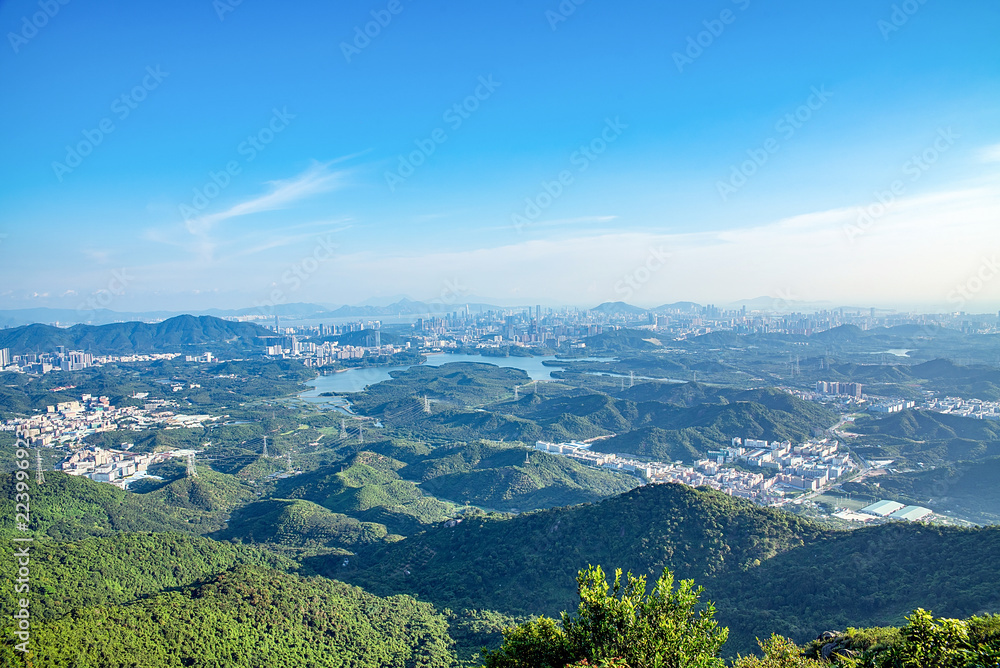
[297,353,617,407]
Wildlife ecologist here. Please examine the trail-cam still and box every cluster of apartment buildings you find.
[720,437,854,491]
[923,395,1000,420]
[59,446,164,488]
[0,347,182,375]
[869,399,917,414]
[264,335,408,366]
[815,381,863,399]
[534,435,854,506]
[806,382,1000,421]
[0,394,216,447]
[0,346,180,374]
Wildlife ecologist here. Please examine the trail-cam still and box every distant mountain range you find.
[326,298,500,317]
[0,315,271,355]
[590,301,705,315]
[0,299,505,327]
[590,301,649,315]
[0,304,334,327]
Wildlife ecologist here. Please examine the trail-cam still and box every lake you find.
[297,353,612,407]
[873,349,914,357]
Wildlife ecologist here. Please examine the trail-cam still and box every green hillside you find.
[211,498,391,550]
[0,471,209,540]
[360,367,835,455]
[0,532,295,622]
[576,328,659,353]
[711,521,1000,652]
[330,484,1000,656]
[394,441,640,511]
[351,363,529,413]
[516,393,637,433]
[269,452,459,535]
[330,484,822,619]
[850,409,1000,466]
[590,389,837,461]
[2,566,457,668]
[593,426,717,461]
[143,467,257,513]
[619,380,730,407]
[853,409,1000,441]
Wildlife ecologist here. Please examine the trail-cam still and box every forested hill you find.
[0,472,461,666]
[0,314,270,355]
[331,484,824,616]
[0,534,458,667]
[331,483,1000,656]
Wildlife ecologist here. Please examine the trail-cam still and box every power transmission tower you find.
[35,449,44,485]
[514,386,519,401]
[629,371,635,388]
[340,420,347,439]
[423,395,431,413]
[186,452,197,477]
[358,424,364,444]
[286,453,292,473]
[262,435,268,458]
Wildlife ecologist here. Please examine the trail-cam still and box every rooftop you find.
[860,499,906,517]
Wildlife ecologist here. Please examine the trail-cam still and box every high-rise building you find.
[0,348,9,368]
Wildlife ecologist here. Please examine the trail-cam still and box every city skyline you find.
[1,0,999,312]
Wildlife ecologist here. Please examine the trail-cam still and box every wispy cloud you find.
[228,220,351,258]
[481,215,618,232]
[317,182,1000,310]
[185,161,348,235]
[979,143,1000,163]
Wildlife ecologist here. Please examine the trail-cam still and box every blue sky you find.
[1,0,999,313]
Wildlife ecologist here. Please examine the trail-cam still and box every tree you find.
[483,565,728,668]
[732,635,824,668]
[874,609,975,668]
[481,616,574,668]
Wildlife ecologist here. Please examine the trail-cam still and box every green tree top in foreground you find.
[483,565,728,668]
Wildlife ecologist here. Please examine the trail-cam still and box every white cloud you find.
[68,179,1000,313]
[979,143,1000,163]
[311,182,1000,311]
[185,161,348,235]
